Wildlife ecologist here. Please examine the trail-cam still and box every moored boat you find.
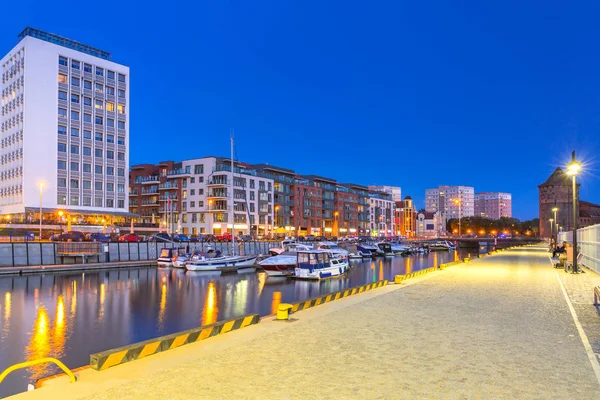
[294,250,349,280]
[185,254,258,272]
[157,247,187,267]
[376,242,394,257]
[357,244,377,258]
[317,242,349,259]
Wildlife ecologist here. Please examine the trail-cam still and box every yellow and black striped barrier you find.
[90,314,260,371]
[290,280,388,313]
[394,266,437,283]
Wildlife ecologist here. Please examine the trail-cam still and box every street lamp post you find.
[549,218,554,245]
[39,183,44,241]
[566,151,581,274]
[454,198,461,237]
[551,207,558,245]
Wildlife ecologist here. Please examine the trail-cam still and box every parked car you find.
[149,233,171,242]
[85,232,112,243]
[304,235,316,242]
[172,234,191,242]
[237,235,253,242]
[118,234,142,243]
[53,231,86,242]
[215,232,232,242]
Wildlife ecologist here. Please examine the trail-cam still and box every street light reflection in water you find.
[0,250,464,398]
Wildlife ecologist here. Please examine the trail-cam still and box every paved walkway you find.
[12,245,600,399]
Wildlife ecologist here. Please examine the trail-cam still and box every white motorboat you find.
[376,242,395,257]
[429,240,456,251]
[185,254,258,272]
[390,243,411,255]
[356,244,377,258]
[259,243,313,276]
[294,250,349,280]
[173,249,222,268]
[268,240,313,256]
[317,242,349,259]
[157,247,187,267]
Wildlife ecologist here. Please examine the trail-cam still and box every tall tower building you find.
[425,186,474,219]
[474,192,512,219]
[538,168,577,238]
[0,27,129,220]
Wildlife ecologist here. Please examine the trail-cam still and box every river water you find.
[0,250,466,397]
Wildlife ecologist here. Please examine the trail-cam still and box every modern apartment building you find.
[425,186,474,219]
[129,161,187,231]
[368,185,402,202]
[369,191,395,236]
[253,164,295,234]
[1,27,129,224]
[180,157,274,236]
[474,192,512,219]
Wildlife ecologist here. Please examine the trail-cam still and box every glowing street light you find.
[566,151,582,273]
[454,198,461,237]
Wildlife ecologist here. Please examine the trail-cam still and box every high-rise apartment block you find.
[474,192,512,219]
[1,27,129,222]
[425,186,474,219]
[368,185,402,202]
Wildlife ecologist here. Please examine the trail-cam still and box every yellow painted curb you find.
[394,266,437,281]
[290,280,388,313]
[90,314,260,371]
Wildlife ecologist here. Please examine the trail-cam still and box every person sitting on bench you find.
[553,241,567,258]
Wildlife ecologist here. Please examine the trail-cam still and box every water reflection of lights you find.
[53,295,67,358]
[234,280,249,315]
[158,283,167,330]
[4,292,11,322]
[71,281,77,316]
[256,272,266,297]
[379,263,384,281]
[98,283,106,322]
[433,252,438,268]
[406,257,412,274]
[26,306,51,381]
[271,291,282,315]
[202,282,218,326]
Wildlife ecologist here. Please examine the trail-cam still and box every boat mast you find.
[231,135,236,256]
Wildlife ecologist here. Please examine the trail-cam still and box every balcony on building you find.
[141,200,159,207]
[167,167,191,178]
[141,187,159,195]
[158,182,178,191]
[135,175,160,185]
[207,176,229,187]
[159,195,177,202]
[213,163,257,176]
[208,189,229,199]
[207,201,229,213]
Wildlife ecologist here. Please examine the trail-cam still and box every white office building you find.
[425,186,474,219]
[368,185,402,202]
[0,27,129,221]
[180,157,275,236]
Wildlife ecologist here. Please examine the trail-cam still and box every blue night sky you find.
[2,1,600,220]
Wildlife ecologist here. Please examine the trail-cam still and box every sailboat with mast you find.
[185,136,258,272]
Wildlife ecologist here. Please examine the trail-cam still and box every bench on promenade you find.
[594,286,600,306]
[56,242,102,264]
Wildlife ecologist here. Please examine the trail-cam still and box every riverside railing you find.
[558,223,600,274]
[0,241,285,268]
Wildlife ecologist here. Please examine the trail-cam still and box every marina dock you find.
[9,245,600,399]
